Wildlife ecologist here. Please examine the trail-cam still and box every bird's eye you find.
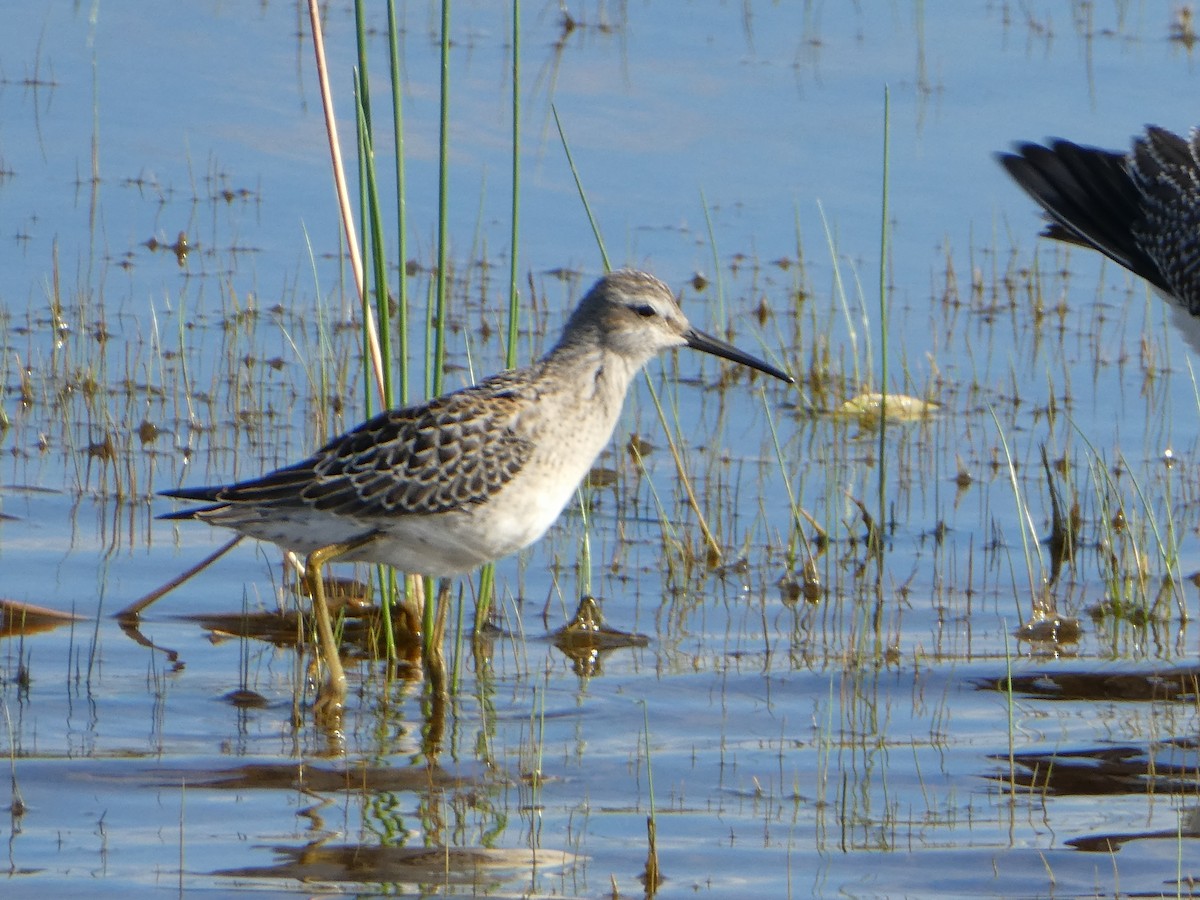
[633,304,656,318]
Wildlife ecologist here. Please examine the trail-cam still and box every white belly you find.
[344,475,579,575]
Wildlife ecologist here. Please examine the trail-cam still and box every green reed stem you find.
[557,114,720,568]
[451,585,465,692]
[577,485,593,597]
[1117,448,1183,614]
[875,86,890,590]
[987,402,1039,619]
[354,1,370,127]
[700,189,726,323]
[433,0,451,397]
[646,377,720,561]
[424,0,452,662]
[478,0,521,631]
[387,0,409,404]
[628,441,682,561]
[641,700,657,815]
[1002,627,1016,792]
[761,389,802,568]
[553,105,609,272]
[353,70,374,416]
[307,0,381,401]
[352,5,399,659]
[1071,418,1185,618]
[357,83,393,409]
[818,200,859,388]
[508,0,521,362]
[551,104,606,591]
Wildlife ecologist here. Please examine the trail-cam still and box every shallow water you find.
[3,1,1200,897]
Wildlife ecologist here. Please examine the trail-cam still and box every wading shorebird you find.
[162,269,793,717]
[999,125,1200,352]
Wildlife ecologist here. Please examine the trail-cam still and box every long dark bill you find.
[685,328,794,384]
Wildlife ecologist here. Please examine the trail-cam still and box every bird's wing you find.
[183,378,536,518]
[998,138,1165,291]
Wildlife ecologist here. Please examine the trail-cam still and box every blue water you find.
[3,2,1200,897]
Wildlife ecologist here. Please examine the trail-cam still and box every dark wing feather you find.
[161,375,536,519]
[998,138,1169,293]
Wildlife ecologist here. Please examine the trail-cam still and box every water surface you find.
[2,2,1200,897]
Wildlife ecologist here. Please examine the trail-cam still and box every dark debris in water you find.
[0,598,83,639]
[213,842,572,885]
[625,432,655,458]
[551,596,649,651]
[299,573,375,611]
[144,230,193,266]
[548,596,649,677]
[991,738,1200,805]
[1067,825,1200,855]
[715,556,750,580]
[1085,593,1174,628]
[161,761,475,794]
[221,688,270,709]
[136,419,161,445]
[181,600,422,661]
[988,739,1200,854]
[585,465,619,489]
[1013,615,1083,647]
[778,559,823,606]
[976,666,1200,702]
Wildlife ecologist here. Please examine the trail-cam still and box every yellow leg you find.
[304,534,378,724]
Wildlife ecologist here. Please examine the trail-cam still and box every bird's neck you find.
[540,329,641,410]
